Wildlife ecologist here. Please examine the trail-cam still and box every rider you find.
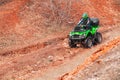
[78,13,91,29]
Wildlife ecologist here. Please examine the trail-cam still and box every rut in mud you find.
[0,37,66,56]
[60,36,120,80]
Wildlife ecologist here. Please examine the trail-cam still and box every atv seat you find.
[90,18,99,26]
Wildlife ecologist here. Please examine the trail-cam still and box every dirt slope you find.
[61,33,120,80]
[66,42,120,80]
[0,0,120,80]
[0,0,120,51]
[0,24,120,80]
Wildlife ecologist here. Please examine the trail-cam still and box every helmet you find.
[82,13,88,19]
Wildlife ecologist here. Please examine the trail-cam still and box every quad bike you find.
[68,18,102,48]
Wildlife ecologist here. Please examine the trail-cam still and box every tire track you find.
[60,36,120,80]
[0,26,117,57]
[0,37,66,56]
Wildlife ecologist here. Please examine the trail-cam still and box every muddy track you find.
[0,25,116,57]
[60,36,120,80]
[0,26,119,80]
[0,37,66,56]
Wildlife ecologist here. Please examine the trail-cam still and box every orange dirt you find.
[0,0,120,80]
[60,36,120,80]
[70,0,119,25]
[0,0,28,35]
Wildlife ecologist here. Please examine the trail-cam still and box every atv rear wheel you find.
[84,37,93,48]
[68,39,76,48]
[95,32,102,44]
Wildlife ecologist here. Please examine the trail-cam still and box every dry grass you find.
[0,0,12,6]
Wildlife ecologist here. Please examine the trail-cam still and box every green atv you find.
[68,18,102,48]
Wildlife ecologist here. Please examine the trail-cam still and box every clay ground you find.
[70,41,120,80]
[29,24,120,80]
[0,23,120,80]
[0,0,120,80]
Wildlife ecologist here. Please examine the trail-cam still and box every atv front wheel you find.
[84,37,93,48]
[68,39,76,48]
